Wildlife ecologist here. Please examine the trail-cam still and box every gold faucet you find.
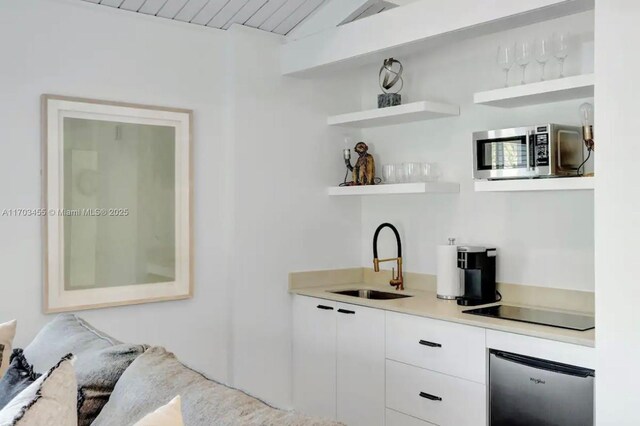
[373,223,404,291]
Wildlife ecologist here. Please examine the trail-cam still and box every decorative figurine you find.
[378,58,404,108]
[353,142,375,185]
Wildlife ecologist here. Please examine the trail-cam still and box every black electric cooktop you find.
[462,304,595,331]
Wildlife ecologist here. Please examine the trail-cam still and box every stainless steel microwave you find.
[473,124,583,180]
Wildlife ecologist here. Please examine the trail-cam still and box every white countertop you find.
[290,283,595,348]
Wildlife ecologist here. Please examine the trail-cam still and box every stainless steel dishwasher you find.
[489,350,594,425]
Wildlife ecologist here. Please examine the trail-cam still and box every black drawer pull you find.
[316,305,334,310]
[419,339,442,348]
[419,391,442,401]
[337,309,355,315]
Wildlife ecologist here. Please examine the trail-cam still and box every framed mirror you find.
[42,95,192,312]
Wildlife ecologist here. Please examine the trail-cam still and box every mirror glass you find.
[62,117,176,290]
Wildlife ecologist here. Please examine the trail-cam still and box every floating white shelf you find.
[328,182,460,196]
[327,101,460,128]
[474,74,594,108]
[474,177,595,192]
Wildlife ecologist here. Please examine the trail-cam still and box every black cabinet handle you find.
[316,305,334,310]
[419,339,442,348]
[419,391,442,401]
[337,309,355,315]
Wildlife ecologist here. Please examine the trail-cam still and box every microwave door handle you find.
[526,130,531,170]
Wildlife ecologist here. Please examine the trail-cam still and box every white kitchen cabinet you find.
[386,409,435,426]
[386,359,486,426]
[292,296,337,419]
[292,296,385,426]
[336,302,385,426]
[386,311,487,384]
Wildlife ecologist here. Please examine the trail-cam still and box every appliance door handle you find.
[526,130,532,170]
[492,351,594,378]
[316,305,333,311]
[419,339,442,348]
[419,391,442,401]
[337,309,355,315]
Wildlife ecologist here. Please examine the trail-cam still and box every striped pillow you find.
[0,354,77,426]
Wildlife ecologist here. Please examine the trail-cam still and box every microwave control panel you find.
[533,131,550,167]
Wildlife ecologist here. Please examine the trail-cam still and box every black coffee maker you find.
[456,246,499,306]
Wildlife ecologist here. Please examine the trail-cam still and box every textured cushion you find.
[0,350,41,410]
[24,315,118,374]
[74,343,146,426]
[134,396,183,426]
[0,354,77,426]
[0,320,17,379]
[23,315,145,426]
[92,347,342,426]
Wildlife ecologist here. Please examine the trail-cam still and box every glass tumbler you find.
[382,164,396,184]
[421,163,441,182]
[405,162,422,183]
[395,163,408,183]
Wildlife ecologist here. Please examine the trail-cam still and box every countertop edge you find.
[290,285,595,348]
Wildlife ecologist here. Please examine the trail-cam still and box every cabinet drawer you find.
[386,360,486,426]
[386,409,435,426]
[386,311,486,383]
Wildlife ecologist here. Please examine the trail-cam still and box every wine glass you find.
[497,44,514,87]
[515,41,532,85]
[535,36,552,81]
[553,32,570,78]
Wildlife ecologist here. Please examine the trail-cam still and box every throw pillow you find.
[24,315,118,374]
[93,347,336,426]
[0,320,17,379]
[0,354,77,426]
[0,350,41,410]
[74,343,147,426]
[134,396,183,426]
[23,315,145,426]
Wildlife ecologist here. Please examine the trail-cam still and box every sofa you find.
[10,314,341,426]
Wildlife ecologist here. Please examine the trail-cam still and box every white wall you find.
[227,27,362,407]
[356,11,596,291]
[0,0,233,381]
[0,0,362,409]
[594,1,640,424]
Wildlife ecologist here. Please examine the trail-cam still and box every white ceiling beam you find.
[286,0,375,40]
[281,0,594,76]
[338,1,393,25]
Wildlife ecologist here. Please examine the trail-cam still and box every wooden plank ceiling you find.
[81,0,335,35]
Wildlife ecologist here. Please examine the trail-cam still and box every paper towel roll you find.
[437,243,461,299]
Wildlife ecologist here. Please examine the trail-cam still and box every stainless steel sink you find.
[330,289,412,300]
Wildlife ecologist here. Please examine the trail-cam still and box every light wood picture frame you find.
[42,95,193,313]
